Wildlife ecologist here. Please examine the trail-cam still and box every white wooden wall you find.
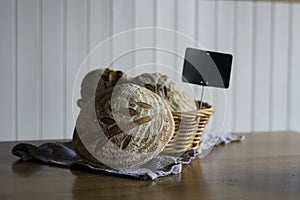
[0,0,300,141]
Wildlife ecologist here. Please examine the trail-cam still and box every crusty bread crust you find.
[130,73,197,112]
[73,84,174,169]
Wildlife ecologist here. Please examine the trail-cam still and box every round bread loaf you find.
[130,73,197,112]
[73,83,174,169]
[77,68,132,109]
[77,69,104,109]
[95,68,132,93]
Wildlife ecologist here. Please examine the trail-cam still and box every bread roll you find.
[73,83,174,169]
[130,73,197,112]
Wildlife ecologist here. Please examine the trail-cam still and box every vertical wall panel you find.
[0,0,15,140]
[197,1,220,131]
[90,0,111,68]
[234,1,253,132]
[66,0,88,138]
[253,1,272,132]
[177,0,195,39]
[1,1,300,141]
[157,0,175,31]
[157,0,175,30]
[42,0,64,139]
[198,1,216,50]
[17,0,41,140]
[271,2,289,131]
[289,3,300,132]
[176,0,196,99]
[156,0,175,79]
[216,1,235,133]
[135,0,155,75]
[83,0,91,71]
[112,0,135,74]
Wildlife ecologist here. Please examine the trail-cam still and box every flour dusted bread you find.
[77,68,132,109]
[73,83,174,169]
[130,73,197,112]
[95,68,132,92]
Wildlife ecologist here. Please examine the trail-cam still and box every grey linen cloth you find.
[12,132,244,180]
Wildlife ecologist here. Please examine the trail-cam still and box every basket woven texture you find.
[162,101,215,154]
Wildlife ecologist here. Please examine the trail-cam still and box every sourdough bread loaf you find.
[95,68,132,93]
[130,73,197,112]
[77,68,132,109]
[73,83,174,169]
[77,69,104,109]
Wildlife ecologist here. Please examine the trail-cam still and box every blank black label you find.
[182,48,233,89]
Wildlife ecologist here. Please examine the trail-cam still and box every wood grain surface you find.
[1,131,300,200]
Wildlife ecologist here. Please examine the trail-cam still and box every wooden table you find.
[1,131,300,200]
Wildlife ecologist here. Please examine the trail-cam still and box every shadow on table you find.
[12,160,43,177]
[70,158,212,200]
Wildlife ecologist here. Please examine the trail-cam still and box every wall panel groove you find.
[17,0,41,140]
[271,2,289,131]
[112,0,135,73]
[250,1,257,132]
[90,0,111,69]
[153,0,158,69]
[13,0,18,140]
[62,0,67,139]
[42,0,65,139]
[214,0,226,133]
[85,0,91,70]
[234,1,254,132]
[217,1,235,133]
[290,3,300,132]
[176,0,196,102]
[197,1,217,131]
[66,0,87,138]
[286,3,293,130]
[134,0,156,75]
[0,0,15,140]
[173,0,178,80]
[232,1,238,132]
[253,1,271,132]
[269,2,275,130]
[38,0,42,139]
[156,0,175,79]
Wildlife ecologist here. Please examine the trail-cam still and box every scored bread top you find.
[77,68,132,109]
[130,73,197,112]
[95,68,132,93]
[73,83,174,170]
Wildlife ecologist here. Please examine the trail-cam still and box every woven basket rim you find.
[171,101,215,117]
[162,101,215,154]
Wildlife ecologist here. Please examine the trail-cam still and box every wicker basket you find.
[162,101,215,154]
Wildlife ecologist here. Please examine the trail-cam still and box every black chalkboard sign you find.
[182,48,233,89]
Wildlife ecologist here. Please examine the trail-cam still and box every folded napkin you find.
[12,132,244,180]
